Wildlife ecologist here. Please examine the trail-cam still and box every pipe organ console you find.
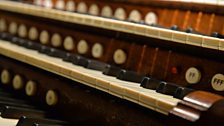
[0,0,224,125]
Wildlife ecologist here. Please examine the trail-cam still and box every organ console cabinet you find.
[0,0,224,125]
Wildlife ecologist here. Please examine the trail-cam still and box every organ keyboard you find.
[0,0,224,125]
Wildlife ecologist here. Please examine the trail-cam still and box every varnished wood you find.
[0,55,167,126]
[169,91,224,126]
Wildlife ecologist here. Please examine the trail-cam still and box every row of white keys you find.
[0,1,223,51]
[0,117,18,126]
[67,67,180,114]
[0,40,180,115]
[181,0,224,5]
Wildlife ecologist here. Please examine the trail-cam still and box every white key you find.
[77,39,89,54]
[101,6,113,17]
[88,4,99,15]
[220,39,224,51]
[28,27,39,40]
[65,0,75,11]
[202,36,220,49]
[211,73,224,91]
[172,30,187,44]
[145,12,158,25]
[0,117,18,126]
[129,10,142,22]
[0,18,7,32]
[63,36,74,51]
[55,0,65,10]
[18,24,27,38]
[40,30,50,44]
[77,2,88,13]
[9,22,18,35]
[187,34,203,46]
[26,80,37,96]
[12,74,24,90]
[0,1,222,53]
[92,43,104,58]
[51,33,62,47]
[46,90,58,106]
[114,7,126,20]
[113,49,127,64]
[185,67,201,84]
[0,38,180,115]
[159,28,173,41]
[1,69,11,85]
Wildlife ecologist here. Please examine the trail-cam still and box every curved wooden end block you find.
[168,91,224,126]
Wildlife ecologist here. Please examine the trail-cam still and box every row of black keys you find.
[0,32,194,100]
[0,88,78,126]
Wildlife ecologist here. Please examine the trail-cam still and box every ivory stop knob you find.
[55,0,65,10]
[51,33,62,47]
[89,4,99,15]
[77,40,89,54]
[1,69,11,84]
[9,22,18,35]
[211,74,224,91]
[29,27,39,40]
[40,30,49,44]
[63,36,74,51]
[101,6,113,17]
[77,2,87,13]
[145,12,158,25]
[92,43,103,58]
[46,90,58,106]
[66,0,75,11]
[114,8,126,20]
[43,0,53,8]
[185,67,201,84]
[26,80,37,96]
[13,74,24,90]
[113,49,127,64]
[18,24,27,38]
[129,10,142,22]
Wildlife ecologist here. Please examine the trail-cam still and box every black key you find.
[211,32,224,39]
[0,101,36,112]
[102,65,121,77]
[0,32,13,41]
[185,27,202,35]
[11,36,20,44]
[17,116,70,126]
[173,87,195,99]
[140,77,162,90]
[48,48,67,59]
[72,56,89,67]
[156,82,179,96]
[85,60,108,71]
[17,38,27,47]
[1,106,47,119]
[33,124,67,126]
[117,70,144,83]
[62,53,78,62]
[0,96,29,104]
[170,25,179,30]
[25,41,42,50]
[0,90,14,97]
[38,46,51,54]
